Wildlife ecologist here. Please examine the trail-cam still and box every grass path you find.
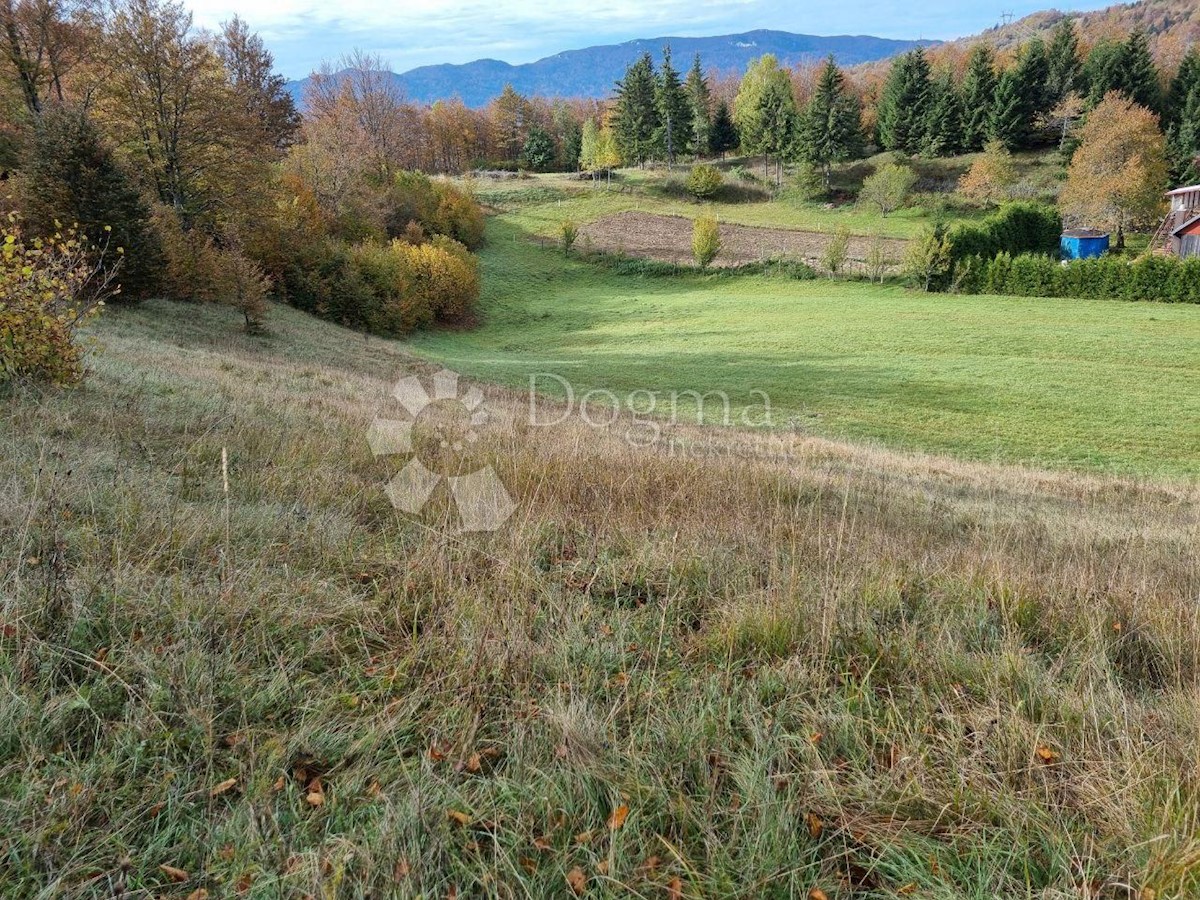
[410,218,1200,477]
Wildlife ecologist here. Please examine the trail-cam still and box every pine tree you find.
[989,68,1031,150]
[1084,31,1161,114]
[1015,37,1052,127]
[684,54,712,158]
[797,56,863,187]
[877,48,933,154]
[1168,84,1200,183]
[613,52,660,167]
[709,99,739,157]
[1046,19,1081,105]
[491,84,530,163]
[579,118,599,180]
[961,45,998,152]
[655,45,691,167]
[923,69,963,158]
[1166,48,1200,129]
[520,125,555,171]
[22,105,163,300]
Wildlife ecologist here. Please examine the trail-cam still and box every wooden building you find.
[1154,185,1200,258]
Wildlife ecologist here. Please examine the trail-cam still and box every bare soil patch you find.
[578,210,910,271]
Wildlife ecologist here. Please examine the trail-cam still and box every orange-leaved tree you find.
[1060,91,1168,249]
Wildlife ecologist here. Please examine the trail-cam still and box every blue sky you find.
[184,0,1119,80]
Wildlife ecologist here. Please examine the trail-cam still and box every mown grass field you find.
[411,217,1200,477]
[3,299,1200,898]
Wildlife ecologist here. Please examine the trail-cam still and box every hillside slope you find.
[2,297,1199,896]
[285,29,936,107]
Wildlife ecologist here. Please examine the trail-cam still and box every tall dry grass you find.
[1,300,1198,898]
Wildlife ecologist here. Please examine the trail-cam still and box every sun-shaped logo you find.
[367,368,515,532]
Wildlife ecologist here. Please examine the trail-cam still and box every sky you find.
[182,0,1121,80]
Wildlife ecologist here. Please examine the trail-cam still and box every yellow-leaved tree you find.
[1060,92,1168,249]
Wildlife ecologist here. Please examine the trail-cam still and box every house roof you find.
[1172,214,1200,236]
[1167,185,1200,196]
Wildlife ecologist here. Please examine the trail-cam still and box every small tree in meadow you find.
[686,164,723,200]
[859,162,917,216]
[958,140,1018,208]
[864,233,891,283]
[905,224,953,291]
[693,215,721,269]
[559,219,579,255]
[822,226,851,277]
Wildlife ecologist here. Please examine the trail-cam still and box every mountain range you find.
[284,29,938,109]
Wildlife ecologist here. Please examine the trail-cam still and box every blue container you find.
[1060,230,1110,260]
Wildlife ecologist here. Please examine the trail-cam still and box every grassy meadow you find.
[3,298,1200,899]
[411,217,1200,477]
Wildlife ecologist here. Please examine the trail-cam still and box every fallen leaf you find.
[272,776,285,792]
[566,866,586,895]
[393,858,411,880]
[608,804,629,830]
[519,856,537,874]
[574,829,593,845]
[1036,746,1061,764]
[806,812,823,839]
[218,845,235,861]
[159,864,189,883]
[305,778,325,807]
[898,884,918,895]
[533,835,553,852]
[640,854,661,873]
[667,876,683,900]
[447,809,471,827]
[596,860,609,875]
[808,889,829,900]
[465,753,482,774]
[809,732,823,744]
[235,872,255,893]
[210,777,237,797]
[186,890,208,900]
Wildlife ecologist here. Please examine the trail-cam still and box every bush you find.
[385,172,485,250]
[947,203,1062,264]
[153,206,225,303]
[0,221,119,385]
[905,224,953,292]
[955,251,1200,303]
[859,162,918,215]
[822,226,851,278]
[686,165,723,200]
[349,238,480,336]
[430,180,485,249]
[693,215,721,269]
[559,219,579,255]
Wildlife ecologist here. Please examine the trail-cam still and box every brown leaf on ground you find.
[567,866,587,895]
[447,809,471,826]
[159,864,188,883]
[608,804,629,829]
[305,778,326,806]
[807,889,829,900]
[209,777,237,797]
[806,812,824,839]
[185,890,209,900]
[667,876,684,899]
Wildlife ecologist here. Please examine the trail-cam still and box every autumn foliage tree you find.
[1060,92,1168,249]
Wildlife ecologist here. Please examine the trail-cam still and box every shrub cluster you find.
[947,202,1062,263]
[955,252,1200,303]
[1,221,119,386]
[686,165,723,200]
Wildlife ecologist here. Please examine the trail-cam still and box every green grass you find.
[4,298,1199,898]
[410,218,1200,478]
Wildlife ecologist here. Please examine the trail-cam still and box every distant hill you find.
[285,29,938,108]
[948,0,1199,62]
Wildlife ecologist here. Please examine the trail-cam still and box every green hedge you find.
[956,252,1200,303]
[948,203,1063,263]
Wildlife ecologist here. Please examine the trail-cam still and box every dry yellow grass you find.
[2,299,1199,898]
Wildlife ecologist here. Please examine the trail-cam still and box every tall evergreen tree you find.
[1084,31,1161,113]
[1166,48,1200,129]
[961,45,998,152]
[613,52,659,167]
[709,99,739,157]
[22,105,163,300]
[655,45,691,166]
[1015,37,1052,126]
[1045,19,1081,105]
[877,48,933,154]
[684,54,712,158]
[754,75,798,186]
[924,69,963,157]
[988,67,1029,150]
[797,55,863,187]
[1168,84,1200,183]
